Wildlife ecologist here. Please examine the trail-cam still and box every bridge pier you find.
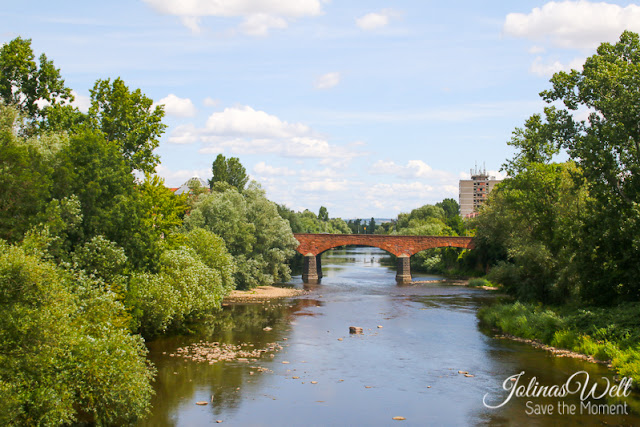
[396,255,412,283]
[302,254,319,283]
[316,254,323,279]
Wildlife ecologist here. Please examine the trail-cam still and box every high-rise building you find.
[459,166,501,218]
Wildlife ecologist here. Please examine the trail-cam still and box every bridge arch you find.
[293,233,475,283]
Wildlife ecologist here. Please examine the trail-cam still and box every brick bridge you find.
[293,233,475,283]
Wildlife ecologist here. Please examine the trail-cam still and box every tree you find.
[0,106,52,241]
[51,131,167,270]
[436,198,466,236]
[318,206,329,221]
[369,217,376,234]
[0,37,72,129]
[88,77,166,173]
[209,154,249,191]
[184,184,297,289]
[474,162,587,303]
[436,198,460,218]
[534,31,640,302]
[0,241,154,425]
[276,204,303,233]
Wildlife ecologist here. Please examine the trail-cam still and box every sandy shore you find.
[224,286,305,303]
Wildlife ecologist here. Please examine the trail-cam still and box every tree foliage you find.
[318,206,329,221]
[474,163,587,302]
[0,241,154,425]
[0,37,73,130]
[185,183,297,289]
[88,77,166,173]
[476,31,640,304]
[209,153,249,191]
[0,106,53,241]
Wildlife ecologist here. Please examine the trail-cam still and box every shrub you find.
[0,240,154,425]
[468,278,489,287]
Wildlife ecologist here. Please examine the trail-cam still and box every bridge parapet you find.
[293,233,475,284]
[294,233,474,258]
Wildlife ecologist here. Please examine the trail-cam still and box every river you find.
[140,247,640,426]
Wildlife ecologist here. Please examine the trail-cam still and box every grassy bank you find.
[478,301,640,386]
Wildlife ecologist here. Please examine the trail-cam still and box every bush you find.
[479,301,640,387]
[0,240,154,425]
[468,278,490,287]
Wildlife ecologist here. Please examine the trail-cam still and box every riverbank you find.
[478,301,640,386]
[412,278,500,291]
[223,285,305,303]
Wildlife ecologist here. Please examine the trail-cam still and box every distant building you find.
[172,177,208,195]
[459,166,501,218]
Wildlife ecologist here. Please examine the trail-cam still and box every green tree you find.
[185,184,297,289]
[0,241,154,425]
[137,173,189,240]
[51,131,165,270]
[329,218,352,234]
[436,198,466,236]
[369,217,376,234]
[318,206,329,221]
[209,154,249,191]
[436,198,460,218]
[474,163,587,303]
[0,37,72,129]
[276,204,304,233]
[529,30,640,302]
[88,77,166,173]
[0,106,52,241]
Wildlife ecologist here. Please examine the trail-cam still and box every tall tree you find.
[368,217,376,234]
[88,77,166,173]
[0,106,53,241]
[537,30,640,302]
[209,154,249,191]
[318,206,329,222]
[0,37,72,129]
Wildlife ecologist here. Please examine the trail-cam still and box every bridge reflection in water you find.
[293,233,475,283]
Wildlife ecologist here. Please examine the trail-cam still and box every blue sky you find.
[3,1,640,218]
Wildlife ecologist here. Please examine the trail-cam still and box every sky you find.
[3,1,640,218]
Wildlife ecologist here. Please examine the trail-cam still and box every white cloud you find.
[254,161,297,176]
[314,72,341,89]
[504,1,640,49]
[203,97,219,107]
[168,105,362,162]
[154,94,197,117]
[143,0,324,35]
[70,90,91,113]
[370,160,453,181]
[240,14,288,36]
[356,9,399,30]
[304,179,349,192]
[204,106,310,137]
[488,170,507,180]
[155,164,212,187]
[33,90,90,113]
[529,56,585,77]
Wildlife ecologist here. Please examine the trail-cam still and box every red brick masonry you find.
[294,234,475,258]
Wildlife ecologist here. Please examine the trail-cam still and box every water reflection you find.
[140,247,639,426]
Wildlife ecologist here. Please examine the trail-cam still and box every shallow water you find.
[140,247,640,426]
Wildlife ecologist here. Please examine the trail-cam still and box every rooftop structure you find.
[173,177,208,195]
[459,165,501,218]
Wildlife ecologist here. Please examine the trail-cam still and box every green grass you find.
[478,301,640,387]
[468,278,495,287]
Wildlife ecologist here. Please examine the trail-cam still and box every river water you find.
[140,247,639,426]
